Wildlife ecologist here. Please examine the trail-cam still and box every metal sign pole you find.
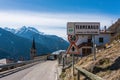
[72,46,75,77]
[72,53,74,76]
[93,35,96,61]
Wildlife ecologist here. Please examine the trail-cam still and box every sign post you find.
[72,46,75,76]
[67,22,100,61]
[67,22,100,78]
[67,35,79,77]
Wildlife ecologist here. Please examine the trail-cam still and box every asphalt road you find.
[0,61,58,80]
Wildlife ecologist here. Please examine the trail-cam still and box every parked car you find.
[47,55,55,60]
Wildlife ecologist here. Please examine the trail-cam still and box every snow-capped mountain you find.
[4,27,16,33]
[4,26,43,34]
[16,26,44,34]
[1,26,69,60]
[14,26,69,52]
[0,28,32,59]
[17,26,69,52]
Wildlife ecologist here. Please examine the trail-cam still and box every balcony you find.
[77,42,93,48]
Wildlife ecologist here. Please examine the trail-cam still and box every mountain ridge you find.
[0,26,69,60]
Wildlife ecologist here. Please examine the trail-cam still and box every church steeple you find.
[32,37,36,49]
[30,37,36,60]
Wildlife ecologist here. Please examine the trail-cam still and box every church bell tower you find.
[30,38,36,60]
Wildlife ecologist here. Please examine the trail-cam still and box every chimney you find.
[104,26,107,32]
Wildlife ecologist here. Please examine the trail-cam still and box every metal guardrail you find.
[0,56,47,78]
[75,66,104,80]
[0,56,47,69]
[0,61,44,78]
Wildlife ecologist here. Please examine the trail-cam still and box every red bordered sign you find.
[68,35,78,43]
[66,43,79,54]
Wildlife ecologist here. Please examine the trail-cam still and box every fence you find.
[75,66,104,80]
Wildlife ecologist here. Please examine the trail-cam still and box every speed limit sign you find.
[68,35,78,43]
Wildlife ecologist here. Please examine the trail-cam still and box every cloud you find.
[0,11,118,40]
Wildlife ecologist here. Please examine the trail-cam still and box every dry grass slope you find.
[62,39,120,80]
[61,19,120,80]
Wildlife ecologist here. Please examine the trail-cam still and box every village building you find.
[0,58,14,65]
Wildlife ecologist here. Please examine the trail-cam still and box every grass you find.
[61,39,120,80]
[60,72,66,80]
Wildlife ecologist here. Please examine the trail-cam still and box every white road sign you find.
[67,23,75,35]
[67,22,100,35]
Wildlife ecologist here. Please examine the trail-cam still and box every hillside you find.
[62,39,120,80]
[60,19,120,80]
[108,19,120,40]
[77,39,120,80]
[108,19,120,37]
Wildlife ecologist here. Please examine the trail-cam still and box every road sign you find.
[68,35,78,43]
[66,43,79,54]
[67,22,100,35]
[67,23,75,35]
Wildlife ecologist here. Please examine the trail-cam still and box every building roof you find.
[52,50,66,55]
[100,30,113,34]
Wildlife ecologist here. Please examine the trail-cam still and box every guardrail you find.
[0,56,47,77]
[0,61,43,78]
[75,66,104,80]
[0,58,45,69]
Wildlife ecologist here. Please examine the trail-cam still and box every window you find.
[88,25,90,29]
[96,25,98,29]
[83,25,85,29]
[76,25,78,29]
[99,37,104,43]
[80,25,82,29]
[82,48,92,56]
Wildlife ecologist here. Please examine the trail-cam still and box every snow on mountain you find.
[4,26,44,35]
[2,26,69,59]
[4,27,16,33]
[13,26,69,52]
[0,27,51,60]
[16,26,44,35]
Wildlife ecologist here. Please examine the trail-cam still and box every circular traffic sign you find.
[68,35,78,43]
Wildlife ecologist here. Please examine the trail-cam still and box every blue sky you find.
[0,0,119,14]
[0,0,119,39]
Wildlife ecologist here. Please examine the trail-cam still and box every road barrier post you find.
[77,70,80,80]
